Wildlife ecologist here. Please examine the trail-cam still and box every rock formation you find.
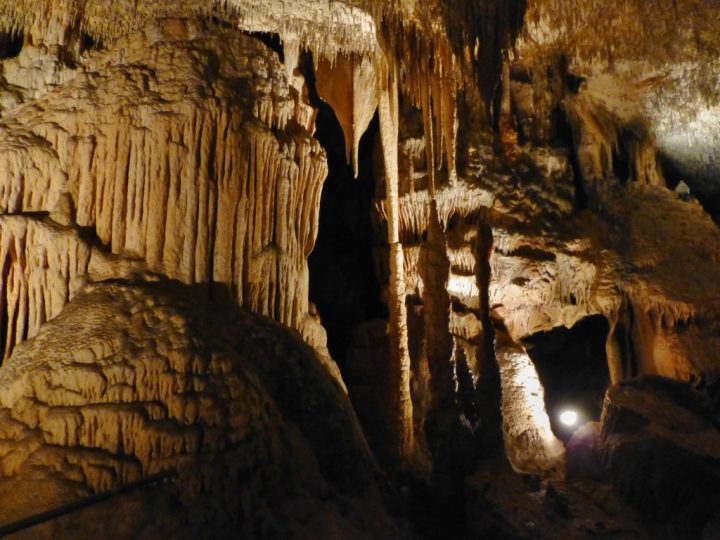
[0,280,391,539]
[0,0,718,538]
[0,20,327,347]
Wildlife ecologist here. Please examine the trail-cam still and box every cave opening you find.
[659,153,689,191]
[78,32,104,55]
[303,60,386,371]
[522,315,611,439]
[659,152,720,222]
[0,31,23,60]
[249,32,284,62]
[612,131,632,184]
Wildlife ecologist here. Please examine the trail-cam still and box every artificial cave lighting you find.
[559,409,579,427]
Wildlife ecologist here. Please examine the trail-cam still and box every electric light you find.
[559,409,578,427]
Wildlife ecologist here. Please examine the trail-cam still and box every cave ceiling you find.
[6,1,717,183]
[520,0,720,197]
[0,1,719,538]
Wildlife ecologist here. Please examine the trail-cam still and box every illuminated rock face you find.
[0,215,91,358]
[0,16,381,538]
[0,0,719,537]
[0,19,327,360]
[496,336,565,477]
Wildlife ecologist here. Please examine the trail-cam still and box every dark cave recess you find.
[306,81,386,367]
[523,315,611,439]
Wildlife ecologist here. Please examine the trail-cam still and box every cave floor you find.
[464,459,654,540]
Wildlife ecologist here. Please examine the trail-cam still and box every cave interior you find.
[0,1,718,539]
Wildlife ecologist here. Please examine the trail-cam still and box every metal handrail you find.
[0,470,177,538]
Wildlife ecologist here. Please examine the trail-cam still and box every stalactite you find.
[351,55,379,178]
[499,59,519,161]
[521,0,720,73]
[441,75,458,184]
[431,71,445,173]
[282,37,300,80]
[375,181,495,244]
[1,0,476,204]
[0,23,327,337]
[0,216,91,362]
[315,55,354,164]
[420,72,436,197]
[563,92,667,197]
[314,53,378,178]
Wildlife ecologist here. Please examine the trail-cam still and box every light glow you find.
[498,349,565,475]
[559,410,578,427]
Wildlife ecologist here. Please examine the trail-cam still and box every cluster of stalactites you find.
[521,0,720,68]
[238,0,474,189]
[311,39,459,187]
[0,216,91,361]
[563,93,666,191]
[0,1,481,186]
[0,25,328,336]
[0,1,381,57]
[0,0,209,46]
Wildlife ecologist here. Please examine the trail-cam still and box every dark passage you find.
[0,31,23,59]
[659,152,720,223]
[523,315,611,438]
[306,79,385,368]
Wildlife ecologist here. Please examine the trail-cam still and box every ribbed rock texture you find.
[0,19,327,351]
[0,0,719,537]
[0,215,91,359]
[0,281,391,539]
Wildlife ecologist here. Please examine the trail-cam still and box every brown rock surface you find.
[0,280,395,539]
[598,376,720,538]
[0,1,719,537]
[0,19,327,339]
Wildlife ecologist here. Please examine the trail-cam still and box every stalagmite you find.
[376,46,414,463]
[420,202,454,406]
[0,281,386,537]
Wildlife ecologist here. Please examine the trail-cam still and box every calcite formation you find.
[0,19,327,355]
[496,335,565,477]
[0,0,719,537]
[0,215,91,359]
[0,281,388,539]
